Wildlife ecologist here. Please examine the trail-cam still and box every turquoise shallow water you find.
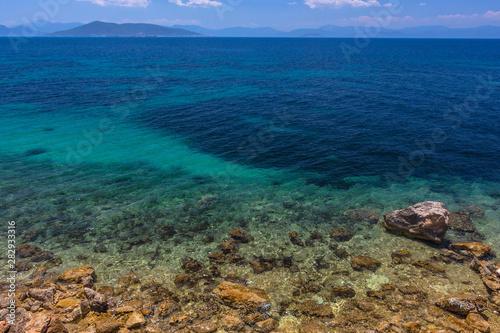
[1,37,499,282]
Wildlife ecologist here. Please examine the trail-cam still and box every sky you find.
[1,0,499,30]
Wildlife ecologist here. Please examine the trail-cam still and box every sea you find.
[1,37,499,284]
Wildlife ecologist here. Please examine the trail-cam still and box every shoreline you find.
[2,204,499,332]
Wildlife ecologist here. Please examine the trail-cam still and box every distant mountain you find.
[0,25,9,35]
[47,21,203,37]
[172,24,500,38]
[3,21,498,38]
[0,22,83,36]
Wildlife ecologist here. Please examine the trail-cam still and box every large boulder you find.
[383,201,449,243]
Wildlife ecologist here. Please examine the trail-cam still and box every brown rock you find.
[213,281,270,312]
[449,211,475,232]
[351,255,381,270]
[228,228,250,243]
[190,320,218,333]
[243,313,267,326]
[125,311,146,329]
[225,274,248,285]
[224,253,244,263]
[367,290,391,300]
[329,227,354,242]
[254,318,278,333]
[15,261,33,272]
[403,322,421,333]
[117,271,141,285]
[167,312,189,326]
[0,322,11,333]
[94,316,121,333]
[23,314,68,333]
[298,318,331,333]
[391,249,412,264]
[331,285,356,298]
[223,316,245,331]
[157,300,181,318]
[29,287,55,305]
[301,300,333,317]
[84,287,108,313]
[439,248,469,262]
[355,300,374,312]
[383,201,449,243]
[250,260,273,274]
[450,242,491,258]
[218,239,239,253]
[436,294,487,316]
[173,273,193,287]
[411,260,446,274]
[208,252,225,263]
[289,231,305,247]
[344,209,379,224]
[181,257,203,273]
[58,265,96,284]
[466,313,490,332]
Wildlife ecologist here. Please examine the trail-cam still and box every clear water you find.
[1,37,500,283]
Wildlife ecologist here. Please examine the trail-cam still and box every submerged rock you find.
[391,249,412,264]
[331,285,356,298]
[289,231,305,247]
[383,201,449,243]
[58,265,96,284]
[449,211,475,232]
[301,300,333,317]
[462,204,485,218]
[344,209,379,224]
[329,227,354,242]
[228,228,250,243]
[25,148,48,156]
[466,313,490,333]
[212,281,270,313]
[351,255,381,271]
[436,294,487,316]
[181,257,203,273]
[450,242,491,259]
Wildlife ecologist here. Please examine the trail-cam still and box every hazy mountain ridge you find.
[0,21,499,38]
[45,21,203,37]
[172,24,500,38]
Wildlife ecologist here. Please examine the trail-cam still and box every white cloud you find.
[169,0,222,7]
[383,3,393,7]
[482,10,500,20]
[419,2,426,6]
[288,2,298,5]
[305,0,381,9]
[334,10,500,29]
[77,0,150,7]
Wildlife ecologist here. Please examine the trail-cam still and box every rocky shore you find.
[1,202,499,332]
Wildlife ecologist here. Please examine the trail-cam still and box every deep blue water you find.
[2,38,499,187]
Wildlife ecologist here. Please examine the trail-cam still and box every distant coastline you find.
[1,20,499,38]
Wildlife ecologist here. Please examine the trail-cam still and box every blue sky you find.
[1,0,499,30]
